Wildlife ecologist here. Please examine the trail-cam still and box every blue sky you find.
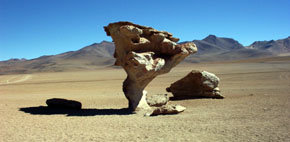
[0,0,290,61]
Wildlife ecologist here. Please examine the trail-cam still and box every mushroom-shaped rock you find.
[104,21,197,112]
[167,70,224,99]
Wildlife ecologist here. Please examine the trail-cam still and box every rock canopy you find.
[167,70,224,99]
[104,21,197,112]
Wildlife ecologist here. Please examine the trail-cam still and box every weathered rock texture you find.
[147,104,186,116]
[146,94,169,107]
[167,70,224,99]
[104,22,197,111]
[46,98,82,109]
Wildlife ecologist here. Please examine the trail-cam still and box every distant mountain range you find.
[184,35,290,62]
[0,35,289,74]
[0,41,115,74]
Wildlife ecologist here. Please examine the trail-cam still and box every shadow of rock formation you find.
[19,106,132,116]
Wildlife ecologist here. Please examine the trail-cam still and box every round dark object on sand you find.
[46,98,82,110]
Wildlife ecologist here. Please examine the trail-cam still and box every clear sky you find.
[0,0,290,61]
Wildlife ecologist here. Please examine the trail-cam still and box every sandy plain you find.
[1,58,290,142]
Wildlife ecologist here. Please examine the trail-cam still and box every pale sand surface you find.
[1,60,290,141]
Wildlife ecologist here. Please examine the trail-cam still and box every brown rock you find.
[146,94,169,107]
[104,21,197,112]
[168,36,180,42]
[167,70,224,99]
[147,104,186,116]
[46,98,82,110]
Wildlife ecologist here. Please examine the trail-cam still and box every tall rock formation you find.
[104,21,197,112]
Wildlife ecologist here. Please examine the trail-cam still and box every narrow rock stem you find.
[123,76,150,111]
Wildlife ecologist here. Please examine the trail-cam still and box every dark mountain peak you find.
[197,34,244,51]
[252,40,266,45]
[268,40,275,44]
[203,34,217,41]
[88,41,113,47]
[203,34,241,44]
[89,43,98,46]
[63,40,115,60]
[31,55,52,61]
[100,40,112,44]
[249,36,290,54]
[4,58,27,62]
[99,40,114,47]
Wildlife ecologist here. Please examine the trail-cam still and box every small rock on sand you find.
[146,104,186,116]
[146,94,169,107]
[46,98,82,110]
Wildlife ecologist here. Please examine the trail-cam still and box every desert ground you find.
[1,58,290,142]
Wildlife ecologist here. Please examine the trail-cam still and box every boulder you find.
[167,70,224,99]
[46,98,82,110]
[104,21,197,112]
[146,94,169,107]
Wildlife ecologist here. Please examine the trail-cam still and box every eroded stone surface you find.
[167,70,224,99]
[104,21,197,112]
[146,104,186,116]
[146,94,169,107]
